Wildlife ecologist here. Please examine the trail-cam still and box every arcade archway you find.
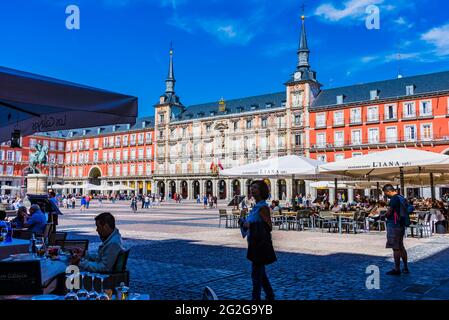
[157,181,165,198]
[181,181,188,199]
[88,167,102,186]
[232,179,240,197]
[192,180,200,198]
[169,181,176,198]
[205,180,213,196]
[218,180,226,199]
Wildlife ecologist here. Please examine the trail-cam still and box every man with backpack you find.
[382,184,411,276]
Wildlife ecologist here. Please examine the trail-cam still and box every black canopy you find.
[0,66,138,142]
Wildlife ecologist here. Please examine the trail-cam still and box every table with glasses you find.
[2,253,68,291]
[0,238,29,260]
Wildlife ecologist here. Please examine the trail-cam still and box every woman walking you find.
[240,180,276,301]
[131,196,138,213]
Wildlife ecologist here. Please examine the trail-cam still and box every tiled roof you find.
[174,92,286,121]
[36,116,155,139]
[312,71,449,110]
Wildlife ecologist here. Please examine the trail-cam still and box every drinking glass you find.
[35,237,45,258]
[96,274,110,300]
[0,228,6,242]
[76,272,89,300]
[87,273,99,300]
[64,274,79,300]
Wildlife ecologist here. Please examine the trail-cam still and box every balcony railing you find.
[311,134,449,150]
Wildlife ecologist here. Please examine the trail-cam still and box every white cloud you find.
[421,23,449,56]
[315,0,384,22]
[393,16,414,29]
[198,19,255,45]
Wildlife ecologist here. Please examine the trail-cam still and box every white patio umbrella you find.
[220,155,324,178]
[83,183,104,191]
[61,183,78,189]
[319,148,449,199]
[309,181,349,189]
[1,185,21,191]
[111,184,134,191]
[47,184,63,189]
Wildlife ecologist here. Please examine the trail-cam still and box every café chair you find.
[48,232,67,246]
[100,249,131,291]
[37,223,53,242]
[218,209,229,228]
[202,286,218,300]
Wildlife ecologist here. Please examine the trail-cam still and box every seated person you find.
[331,203,342,213]
[70,212,125,273]
[0,210,7,229]
[270,200,282,214]
[24,204,47,234]
[11,206,28,229]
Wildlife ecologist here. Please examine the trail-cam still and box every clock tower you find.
[154,46,185,175]
[285,14,321,158]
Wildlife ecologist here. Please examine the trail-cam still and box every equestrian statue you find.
[29,142,48,174]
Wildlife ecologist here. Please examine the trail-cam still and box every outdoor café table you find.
[0,238,29,260]
[2,255,68,293]
[332,212,354,234]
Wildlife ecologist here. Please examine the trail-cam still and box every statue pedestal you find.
[26,174,48,195]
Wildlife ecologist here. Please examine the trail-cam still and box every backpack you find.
[395,195,412,227]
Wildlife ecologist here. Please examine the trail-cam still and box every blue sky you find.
[1,0,449,117]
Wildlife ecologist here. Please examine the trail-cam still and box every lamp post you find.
[48,158,56,190]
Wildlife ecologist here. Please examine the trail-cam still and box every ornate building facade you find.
[62,117,155,195]
[0,134,66,192]
[2,15,449,200]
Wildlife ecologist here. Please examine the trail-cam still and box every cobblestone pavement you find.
[57,200,449,300]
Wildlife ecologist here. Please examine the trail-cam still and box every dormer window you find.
[142,121,146,128]
[69,131,74,137]
[210,111,215,116]
[237,107,244,113]
[281,101,286,108]
[406,85,415,96]
[82,130,87,136]
[97,128,102,135]
[336,95,344,105]
[370,90,379,100]
[126,124,131,130]
[265,103,272,109]
[112,125,117,132]
[251,105,258,111]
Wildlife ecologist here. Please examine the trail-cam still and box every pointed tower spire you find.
[297,15,310,70]
[165,44,175,94]
[287,11,318,84]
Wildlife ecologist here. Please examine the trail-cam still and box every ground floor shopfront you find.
[4,175,448,202]
[152,175,315,201]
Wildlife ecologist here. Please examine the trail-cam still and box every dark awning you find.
[0,66,138,142]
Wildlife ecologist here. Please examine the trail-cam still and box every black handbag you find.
[247,221,277,265]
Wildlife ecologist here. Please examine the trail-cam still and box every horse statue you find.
[29,142,48,174]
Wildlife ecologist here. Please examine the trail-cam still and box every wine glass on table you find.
[35,237,45,258]
[76,272,89,300]
[64,274,79,300]
[96,274,110,300]
[87,273,99,300]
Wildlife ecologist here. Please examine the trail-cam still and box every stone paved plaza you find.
[57,200,449,300]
